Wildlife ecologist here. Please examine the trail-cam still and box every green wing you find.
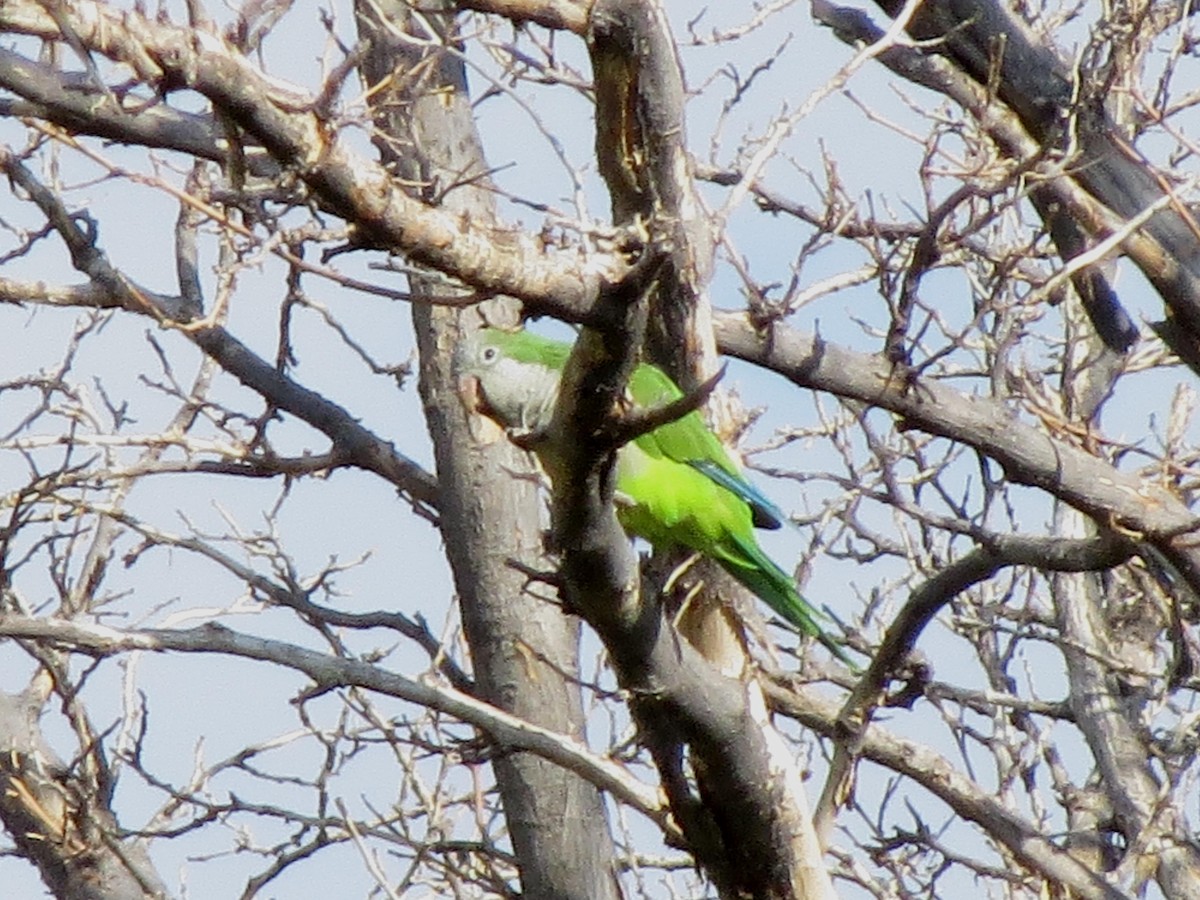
[619,362,854,660]
[615,440,846,658]
[627,363,785,530]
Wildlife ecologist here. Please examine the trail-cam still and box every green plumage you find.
[458,326,844,658]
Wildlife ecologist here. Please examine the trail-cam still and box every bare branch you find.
[0,614,672,838]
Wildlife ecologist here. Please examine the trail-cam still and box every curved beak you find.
[458,373,483,414]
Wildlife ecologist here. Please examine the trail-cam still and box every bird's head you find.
[455,327,564,432]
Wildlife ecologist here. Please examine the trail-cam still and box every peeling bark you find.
[353,3,623,898]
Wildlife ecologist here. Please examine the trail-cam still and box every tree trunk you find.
[354,4,622,898]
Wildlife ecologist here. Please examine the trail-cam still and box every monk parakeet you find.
[458,326,844,657]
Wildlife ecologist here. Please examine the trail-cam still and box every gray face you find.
[456,332,561,432]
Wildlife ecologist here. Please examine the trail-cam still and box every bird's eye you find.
[481,346,498,363]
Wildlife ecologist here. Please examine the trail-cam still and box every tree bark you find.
[1051,317,1200,898]
[354,3,622,898]
[583,3,836,895]
[0,682,168,899]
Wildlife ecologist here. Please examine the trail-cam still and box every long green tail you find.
[714,538,856,666]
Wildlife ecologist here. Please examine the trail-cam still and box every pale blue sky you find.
[0,2,1195,897]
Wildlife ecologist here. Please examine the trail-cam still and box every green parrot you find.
[458,326,846,659]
